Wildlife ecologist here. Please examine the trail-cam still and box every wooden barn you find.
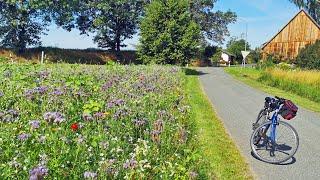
[262,9,320,60]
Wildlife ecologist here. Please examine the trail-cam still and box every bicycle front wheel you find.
[250,121,299,164]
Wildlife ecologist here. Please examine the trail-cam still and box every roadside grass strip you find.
[225,67,320,113]
[184,69,253,179]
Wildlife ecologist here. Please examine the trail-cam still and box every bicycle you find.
[250,96,299,164]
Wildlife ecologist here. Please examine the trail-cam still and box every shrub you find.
[277,62,293,70]
[210,48,222,65]
[296,40,320,69]
[256,54,277,69]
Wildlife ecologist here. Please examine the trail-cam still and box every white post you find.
[10,53,13,63]
[41,51,44,64]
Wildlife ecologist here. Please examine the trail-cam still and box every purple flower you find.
[39,71,49,79]
[123,159,138,169]
[132,118,148,127]
[50,89,64,96]
[30,120,40,129]
[101,81,113,91]
[189,171,198,179]
[82,113,93,121]
[17,133,31,141]
[7,109,19,118]
[34,86,48,94]
[93,112,104,119]
[29,165,48,180]
[0,91,4,97]
[43,112,65,124]
[107,99,125,108]
[83,171,97,179]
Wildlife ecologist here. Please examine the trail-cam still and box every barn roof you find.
[262,9,320,50]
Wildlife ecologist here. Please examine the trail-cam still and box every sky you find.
[40,0,300,50]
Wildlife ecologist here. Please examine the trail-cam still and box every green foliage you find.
[189,0,237,43]
[202,45,219,60]
[0,64,208,179]
[46,1,145,52]
[247,48,262,63]
[277,62,293,70]
[289,0,320,24]
[258,71,320,103]
[256,54,277,70]
[210,48,223,64]
[0,1,50,53]
[138,0,201,65]
[225,67,320,112]
[92,1,145,52]
[295,40,320,69]
[226,37,250,63]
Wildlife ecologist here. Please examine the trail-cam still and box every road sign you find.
[241,51,250,67]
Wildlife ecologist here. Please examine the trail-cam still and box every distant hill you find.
[0,47,138,64]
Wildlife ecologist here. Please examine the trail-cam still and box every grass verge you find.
[184,69,253,179]
[224,67,320,113]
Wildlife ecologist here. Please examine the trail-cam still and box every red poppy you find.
[71,123,79,131]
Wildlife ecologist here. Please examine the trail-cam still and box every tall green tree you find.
[226,37,250,63]
[189,0,237,44]
[290,0,320,23]
[138,0,201,65]
[0,1,50,53]
[47,0,145,52]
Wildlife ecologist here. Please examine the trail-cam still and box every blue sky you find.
[40,0,300,50]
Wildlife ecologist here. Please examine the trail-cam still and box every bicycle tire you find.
[253,109,268,130]
[250,120,299,164]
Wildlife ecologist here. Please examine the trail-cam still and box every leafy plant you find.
[138,0,201,65]
[295,40,320,69]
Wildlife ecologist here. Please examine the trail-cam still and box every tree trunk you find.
[116,35,121,52]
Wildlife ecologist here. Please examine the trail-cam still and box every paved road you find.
[198,67,320,180]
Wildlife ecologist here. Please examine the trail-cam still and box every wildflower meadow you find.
[0,64,206,179]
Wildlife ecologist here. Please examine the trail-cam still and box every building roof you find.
[262,9,320,50]
[222,50,235,57]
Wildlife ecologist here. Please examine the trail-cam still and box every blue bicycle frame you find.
[270,105,282,144]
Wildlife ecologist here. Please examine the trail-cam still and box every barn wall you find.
[262,11,320,60]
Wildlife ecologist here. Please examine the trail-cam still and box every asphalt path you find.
[198,67,320,180]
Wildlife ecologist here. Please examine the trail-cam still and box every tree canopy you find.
[190,0,237,44]
[0,0,50,53]
[290,0,320,23]
[226,37,250,63]
[138,0,201,65]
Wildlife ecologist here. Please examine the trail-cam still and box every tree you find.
[0,1,49,53]
[92,1,145,52]
[289,0,320,23]
[296,39,320,69]
[248,48,262,63]
[189,0,237,44]
[138,0,201,65]
[226,37,250,63]
[47,0,145,53]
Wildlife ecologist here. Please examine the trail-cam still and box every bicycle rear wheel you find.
[250,121,299,164]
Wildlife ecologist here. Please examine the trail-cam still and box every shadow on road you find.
[250,151,297,165]
[184,68,208,76]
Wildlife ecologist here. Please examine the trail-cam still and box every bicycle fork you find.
[269,114,279,156]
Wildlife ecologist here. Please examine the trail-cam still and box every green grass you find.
[184,69,253,179]
[225,67,320,113]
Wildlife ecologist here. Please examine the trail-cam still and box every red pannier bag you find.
[279,100,298,120]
